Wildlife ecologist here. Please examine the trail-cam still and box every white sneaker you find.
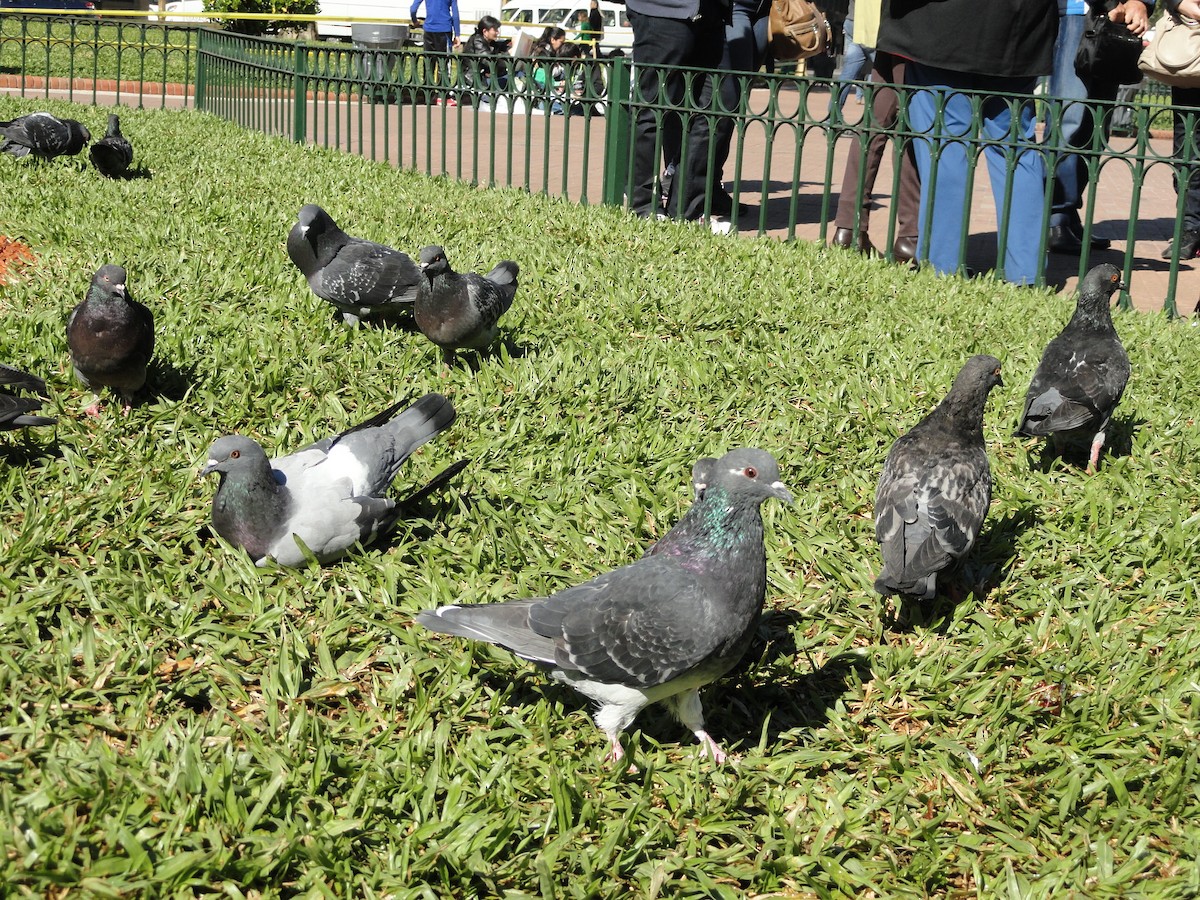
[708,216,732,235]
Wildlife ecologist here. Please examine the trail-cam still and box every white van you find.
[498,0,632,51]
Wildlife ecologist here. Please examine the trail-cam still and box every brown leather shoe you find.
[892,235,918,266]
[832,227,872,253]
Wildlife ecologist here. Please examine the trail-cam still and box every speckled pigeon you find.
[1015,263,1130,472]
[416,448,792,765]
[286,204,421,326]
[414,245,518,364]
[0,112,90,161]
[874,355,1003,601]
[0,364,55,430]
[66,264,155,416]
[200,393,458,567]
[89,114,133,178]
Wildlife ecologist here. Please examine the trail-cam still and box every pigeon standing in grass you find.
[286,204,422,326]
[1015,263,1130,472]
[89,113,133,178]
[200,393,459,567]
[416,448,792,765]
[414,245,518,364]
[0,364,55,430]
[67,264,155,416]
[874,355,1003,601]
[0,112,90,161]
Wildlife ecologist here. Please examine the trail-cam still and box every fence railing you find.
[3,16,1197,314]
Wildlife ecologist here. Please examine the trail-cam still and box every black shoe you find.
[892,236,918,266]
[831,227,872,253]
[709,191,750,218]
[1047,224,1085,254]
[1162,228,1200,259]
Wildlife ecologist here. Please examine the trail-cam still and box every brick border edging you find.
[0,74,193,96]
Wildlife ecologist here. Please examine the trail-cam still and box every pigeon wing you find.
[320,240,420,307]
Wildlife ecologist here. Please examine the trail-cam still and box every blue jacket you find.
[411,0,459,37]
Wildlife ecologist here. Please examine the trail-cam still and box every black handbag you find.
[1074,12,1146,86]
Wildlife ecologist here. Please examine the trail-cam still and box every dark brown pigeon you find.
[67,264,155,416]
[200,394,460,567]
[89,113,133,178]
[286,204,421,326]
[875,355,1003,601]
[1015,263,1130,472]
[0,364,55,430]
[414,245,518,364]
[0,112,90,161]
[416,448,792,765]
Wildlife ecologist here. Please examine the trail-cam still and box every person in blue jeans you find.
[1044,0,1150,255]
[710,0,770,220]
[830,0,876,114]
[877,0,1057,285]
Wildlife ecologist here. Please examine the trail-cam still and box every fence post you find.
[292,40,308,144]
[194,27,207,110]
[601,54,632,208]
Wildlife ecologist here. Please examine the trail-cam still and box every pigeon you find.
[0,112,90,161]
[0,364,55,430]
[66,264,155,416]
[874,355,1003,601]
[1015,263,1130,472]
[416,448,793,764]
[200,393,458,567]
[89,113,133,178]
[414,245,518,364]
[286,204,422,326]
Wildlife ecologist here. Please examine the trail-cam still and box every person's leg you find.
[1045,13,1088,232]
[905,62,973,276]
[891,58,921,245]
[628,11,692,217]
[979,80,1045,285]
[711,0,756,205]
[672,13,727,221]
[833,58,899,240]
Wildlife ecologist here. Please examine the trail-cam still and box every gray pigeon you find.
[416,448,792,764]
[286,204,421,326]
[67,264,155,416]
[89,114,133,178]
[200,393,458,567]
[0,112,90,161]
[414,245,518,364]
[0,364,55,430]
[874,355,1003,601]
[1015,263,1130,472]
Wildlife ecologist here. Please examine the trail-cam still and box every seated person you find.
[460,15,509,91]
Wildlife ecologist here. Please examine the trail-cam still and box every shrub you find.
[204,0,318,36]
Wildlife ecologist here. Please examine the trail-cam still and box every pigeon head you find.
[691,456,717,499]
[933,354,1003,430]
[297,204,334,236]
[104,114,121,136]
[69,120,91,145]
[200,435,271,480]
[705,448,794,505]
[1075,263,1124,327]
[418,245,450,278]
[90,264,128,301]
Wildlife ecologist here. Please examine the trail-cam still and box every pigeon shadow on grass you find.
[100,164,152,181]
[0,438,62,467]
[145,357,198,403]
[887,505,1041,634]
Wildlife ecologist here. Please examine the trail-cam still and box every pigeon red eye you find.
[744,466,757,478]
[230,450,240,459]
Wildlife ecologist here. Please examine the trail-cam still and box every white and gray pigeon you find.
[0,112,90,161]
[1015,263,1130,472]
[286,204,422,326]
[66,264,155,416]
[89,113,133,178]
[200,393,458,567]
[0,364,55,431]
[874,355,1003,601]
[416,448,792,765]
[414,245,518,364]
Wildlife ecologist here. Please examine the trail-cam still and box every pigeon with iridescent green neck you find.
[416,448,793,765]
[414,245,518,364]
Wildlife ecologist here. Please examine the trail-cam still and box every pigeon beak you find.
[769,481,794,503]
[199,459,219,477]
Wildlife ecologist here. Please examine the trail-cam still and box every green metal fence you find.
[3,15,1198,314]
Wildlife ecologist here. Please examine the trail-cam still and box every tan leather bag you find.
[768,0,832,62]
[1139,14,1200,87]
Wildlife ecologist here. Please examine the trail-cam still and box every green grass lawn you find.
[2,94,1199,898]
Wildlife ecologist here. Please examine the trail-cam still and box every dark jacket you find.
[877,0,1059,79]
